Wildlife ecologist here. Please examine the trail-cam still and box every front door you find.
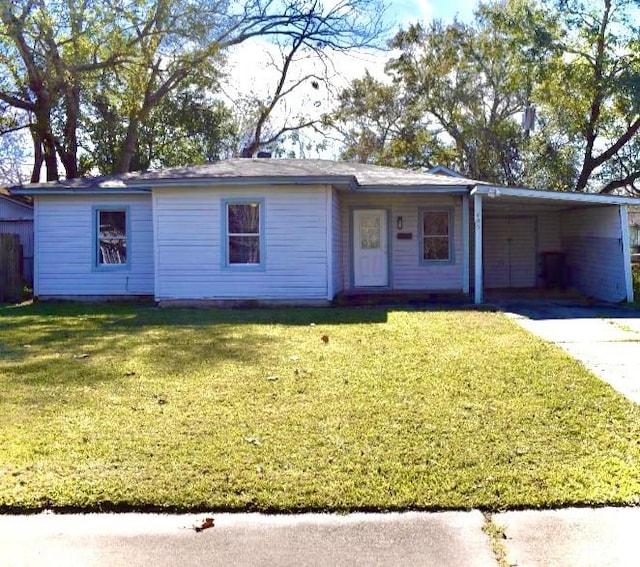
[353,209,388,287]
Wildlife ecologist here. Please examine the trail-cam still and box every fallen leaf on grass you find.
[321,335,329,343]
[194,517,215,532]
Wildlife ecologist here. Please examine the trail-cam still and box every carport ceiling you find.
[479,195,610,212]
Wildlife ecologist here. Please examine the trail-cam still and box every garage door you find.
[484,217,536,288]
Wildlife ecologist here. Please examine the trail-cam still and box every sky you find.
[223,0,480,158]
[390,0,477,27]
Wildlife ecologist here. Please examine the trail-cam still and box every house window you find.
[630,223,640,250]
[360,215,381,249]
[225,201,263,266]
[421,209,452,262]
[95,208,128,267]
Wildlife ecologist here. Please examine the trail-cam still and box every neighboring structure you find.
[0,189,33,284]
[426,165,464,178]
[629,206,640,262]
[11,159,639,304]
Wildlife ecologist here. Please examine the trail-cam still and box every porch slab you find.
[333,291,470,307]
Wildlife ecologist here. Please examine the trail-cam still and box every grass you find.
[633,263,640,305]
[1,302,639,513]
[482,513,509,567]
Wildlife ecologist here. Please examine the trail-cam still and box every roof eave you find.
[12,187,151,196]
[355,184,473,194]
[13,175,479,196]
[126,175,359,190]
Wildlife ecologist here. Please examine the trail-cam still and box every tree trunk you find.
[31,104,59,181]
[115,116,140,173]
[59,151,78,179]
[574,159,594,192]
[30,128,44,183]
[42,131,59,181]
[58,83,80,179]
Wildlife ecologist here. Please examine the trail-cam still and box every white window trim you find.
[419,207,454,264]
[221,198,266,270]
[92,205,131,270]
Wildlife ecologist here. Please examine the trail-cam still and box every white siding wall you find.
[340,193,464,291]
[35,194,154,297]
[561,206,626,301]
[154,184,329,300]
[0,196,33,220]
[331,187,343,296]
[538,212,562,251]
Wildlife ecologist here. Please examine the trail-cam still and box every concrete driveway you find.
[495,301,640,404]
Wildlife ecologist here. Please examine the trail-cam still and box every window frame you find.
[92,205,131,270]
[419,207,454,265]
[222,198,266,270]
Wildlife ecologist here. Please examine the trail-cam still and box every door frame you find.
[350,207,391,289]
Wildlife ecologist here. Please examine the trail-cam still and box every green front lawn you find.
[1,303,639,512]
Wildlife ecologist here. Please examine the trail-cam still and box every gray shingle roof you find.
[127,159,481,187]
[12,159,483,194]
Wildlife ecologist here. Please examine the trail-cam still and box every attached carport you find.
[469,186,638,304]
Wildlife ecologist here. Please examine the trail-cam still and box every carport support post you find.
[620,204,634,302]
[473,193,483,304]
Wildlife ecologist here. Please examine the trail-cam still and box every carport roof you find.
[471,185,640,208]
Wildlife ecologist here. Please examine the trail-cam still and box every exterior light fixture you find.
[397,216,403,229]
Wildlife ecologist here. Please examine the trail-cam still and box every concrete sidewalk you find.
[1,508,639,566]
[0,511,494,567]
[498,302,640,404]
[495,507,640,567]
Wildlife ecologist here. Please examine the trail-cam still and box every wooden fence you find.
[0,233,22,302]
[0,220,33,284]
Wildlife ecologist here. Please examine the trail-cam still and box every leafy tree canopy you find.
[0,0,387,181]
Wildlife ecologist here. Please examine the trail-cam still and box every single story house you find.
[0,189,34,284]
[11,159,639,305]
